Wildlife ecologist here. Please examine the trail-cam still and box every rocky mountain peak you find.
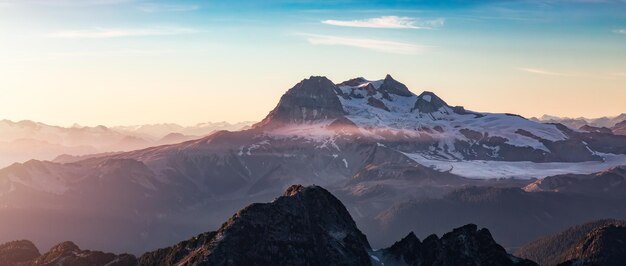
[413,91,450,113]
[139,184,372,265]
[379,74,413,97]
[254,76,345,128]
[377,223,536,265]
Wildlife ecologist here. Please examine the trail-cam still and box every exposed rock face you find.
[412,91,451,113]
[523,166,626,197]
[0,240,40,265]
[255,76,345,128]
[516,219,626,266]
[378,74,413,97]
[376,224,536,266]
[138,185,372,266]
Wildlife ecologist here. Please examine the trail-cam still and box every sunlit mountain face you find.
[1,0,625,265]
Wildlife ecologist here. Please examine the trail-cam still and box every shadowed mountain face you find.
[376,225,536,266]
[1,75,626,254]
[137,185,533,266]
[139,185,372,266]
[516,219,626,266]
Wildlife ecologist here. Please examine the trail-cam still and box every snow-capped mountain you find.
[1,75,625,254]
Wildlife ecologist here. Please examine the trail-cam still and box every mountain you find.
[138,185,373,265]
[612,120,626,135]
[531,114,626,129]
[523,166,626,197]
[0,240,40,265]
[516,219,626,266]
[370,185,626,251]
[0,240,135,266]
[112,121,254,140]
[0,119,254,168]
[1,75,626,254]
[137,185,533,266]
[374,224,536,266]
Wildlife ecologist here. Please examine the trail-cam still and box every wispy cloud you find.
[613,28,626,34]
[46,26,197,39]
[0,0,133,6]
[301,33,427,54]
[518,68,574,77]
[519,67,625,79]
[321,16,444,29]
[138,3,199,13]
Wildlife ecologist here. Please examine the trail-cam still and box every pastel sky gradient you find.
[1,0,625,126]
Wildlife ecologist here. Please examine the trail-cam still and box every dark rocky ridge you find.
[138,185,372,265]
[516,219,626,266]
[137,185,531,266]
[377,224,536,266]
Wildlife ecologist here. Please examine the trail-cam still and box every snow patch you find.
[406,152,626,179]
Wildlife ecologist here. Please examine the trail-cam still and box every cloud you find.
[519,68,625,79]
[46,26,197,39]
[614,29,626,34]
[518,68,574,77]
[301,33,427,54]
[0,0,133,6]
[321,16,444,29]
[138,3,199,13]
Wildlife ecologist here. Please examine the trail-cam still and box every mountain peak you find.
[413,91,450,113]
[379,74,413,97]
[139,184,372,265]
[254,76,345,128]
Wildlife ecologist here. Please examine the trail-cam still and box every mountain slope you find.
[138,185,532,266]
[515,219,626,266]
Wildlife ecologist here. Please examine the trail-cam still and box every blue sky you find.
[0,0,625,126]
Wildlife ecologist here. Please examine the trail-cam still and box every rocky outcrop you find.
[0,240,40,265]
[378,74,413,97]
[138,185,372,266]
[376,224,536,266]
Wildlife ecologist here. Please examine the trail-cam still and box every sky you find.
[0,0,625,127]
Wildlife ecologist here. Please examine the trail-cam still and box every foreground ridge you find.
[1,185,535,266]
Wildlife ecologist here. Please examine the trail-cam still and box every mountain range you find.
[0,120,253,168]
[531,114,626,135]
[1,75,626,256]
